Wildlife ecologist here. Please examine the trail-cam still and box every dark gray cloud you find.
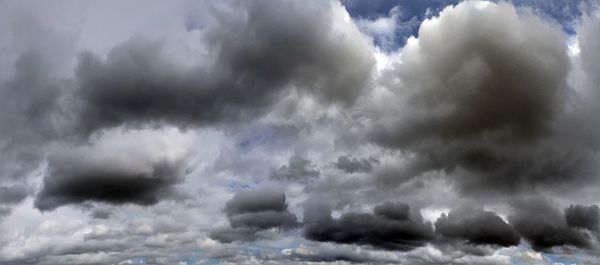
[2,0,600,264]
[374,201,410,220]
[0,184,29,205]
[72,0,374,136]
[0,17,75,186]
[565,204,600,232]
[270,155,320,182]
[211,188,298,243]
[334,155,377,173]
[435,207,520,247]
[224,187,289,216]
[303,201,434,251]
[367,1,599,197]
[34,134,191,211]
[35,160,183,211]
[509,197,595,251]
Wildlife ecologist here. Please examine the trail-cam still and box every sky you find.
[1,0,600,264]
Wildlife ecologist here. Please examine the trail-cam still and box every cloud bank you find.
[1,0,600,264]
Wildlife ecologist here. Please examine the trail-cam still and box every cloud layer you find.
[1,0,600,264]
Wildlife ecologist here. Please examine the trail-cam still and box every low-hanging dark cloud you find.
[509,198,597,251]
[2,0,600,264]
[565,204,600,232]
[34,135,191,211]
[434,207,520,247]
[303,201,434,251]
[211,187,298,243]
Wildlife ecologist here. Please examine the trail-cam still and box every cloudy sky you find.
[1,0,600,264]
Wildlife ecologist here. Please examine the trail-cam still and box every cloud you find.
[0,185,29,205]
[334,155,377,174]
[403,245,510,265]
[366,1,598,197]
[565,204,600,232]
[0,16,76,187]
[210,187,298,243]
[303,201,434,251]
[34,129,194,211]
[281,242,404,263]
[71,0,374,136]
[270,155,320,182]
[579,10,600,88]
[2,0,600,264]
[509,197,596,251]
[434,206,520,247]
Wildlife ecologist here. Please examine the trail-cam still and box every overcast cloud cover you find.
[1,0,600,264]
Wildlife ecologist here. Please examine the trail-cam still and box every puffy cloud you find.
[211,188,298,242]
[565,204,600,232]
[270,155,320,182]
[434,207,520,247]
[0,16,76,187]
[303,201,434,251]
[367,0,597,197]
[509,197,596,251]
[72,0,374,135]
[2,0,600,263]
[35,128,194,210]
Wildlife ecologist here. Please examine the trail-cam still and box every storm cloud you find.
[566,204,600,232]
[72,0,374,135]
[270,155,320,182]
[509,198,596,251]
[434,207,520,247]
[303,201,434,251]
[211,188,298,243]
[2,0,600,264]
[367,1,598,197]
[35,129,193,211]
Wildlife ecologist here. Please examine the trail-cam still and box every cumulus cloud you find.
[35,129,194,210]
[270,155,320,182]
[367,0,599,197]
[210,187,298,243]
[565,204,600,232]
[2,0,600,264]
[509,197,596,251]
[434,206,520,247]
[303,201,434,251]
[0,15,76,190]
[72,0,374,135]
